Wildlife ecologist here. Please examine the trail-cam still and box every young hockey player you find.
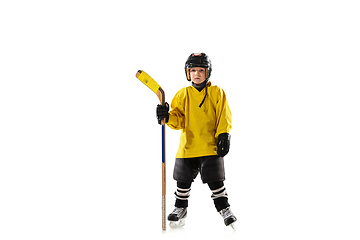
[156,53,237,228]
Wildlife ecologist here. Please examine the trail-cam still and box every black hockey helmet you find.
[185,53,212,81]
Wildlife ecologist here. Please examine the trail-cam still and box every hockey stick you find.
[135,70,166,230]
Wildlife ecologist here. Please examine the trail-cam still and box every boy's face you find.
[189,67,207,85]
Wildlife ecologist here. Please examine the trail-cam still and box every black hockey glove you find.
[156,102,169,125]
[217,133,231,157]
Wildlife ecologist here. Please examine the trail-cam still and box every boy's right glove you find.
[217,133,231,157]
[156,102,169,125]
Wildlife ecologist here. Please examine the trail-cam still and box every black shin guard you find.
[208,181,230,212]
[175,182,192,208]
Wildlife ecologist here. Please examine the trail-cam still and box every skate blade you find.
[230,223,236,230]
[169,219,185,228]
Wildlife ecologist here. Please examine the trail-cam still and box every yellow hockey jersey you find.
[167,82,232,158]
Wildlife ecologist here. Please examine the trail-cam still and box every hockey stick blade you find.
[136,70,164,104]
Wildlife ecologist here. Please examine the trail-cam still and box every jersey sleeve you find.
[167,89,185,130]
[215,88,232,138]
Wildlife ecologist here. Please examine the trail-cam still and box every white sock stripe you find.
[211,186,225,194]
[212,191,228,197]
[211,195,228,200]
[211,190,228,199]
[177,187,191,192]
[176,190,191,197]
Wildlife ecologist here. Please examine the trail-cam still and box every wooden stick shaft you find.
[160,88,166,231]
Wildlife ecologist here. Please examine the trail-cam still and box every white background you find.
[1,0,359,239]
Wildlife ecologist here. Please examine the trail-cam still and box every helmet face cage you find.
[185,53,212,81]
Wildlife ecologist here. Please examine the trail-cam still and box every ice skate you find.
[168,207,187,228]
[219,207,237,229]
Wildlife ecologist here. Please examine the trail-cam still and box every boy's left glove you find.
[217,133,231,157]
